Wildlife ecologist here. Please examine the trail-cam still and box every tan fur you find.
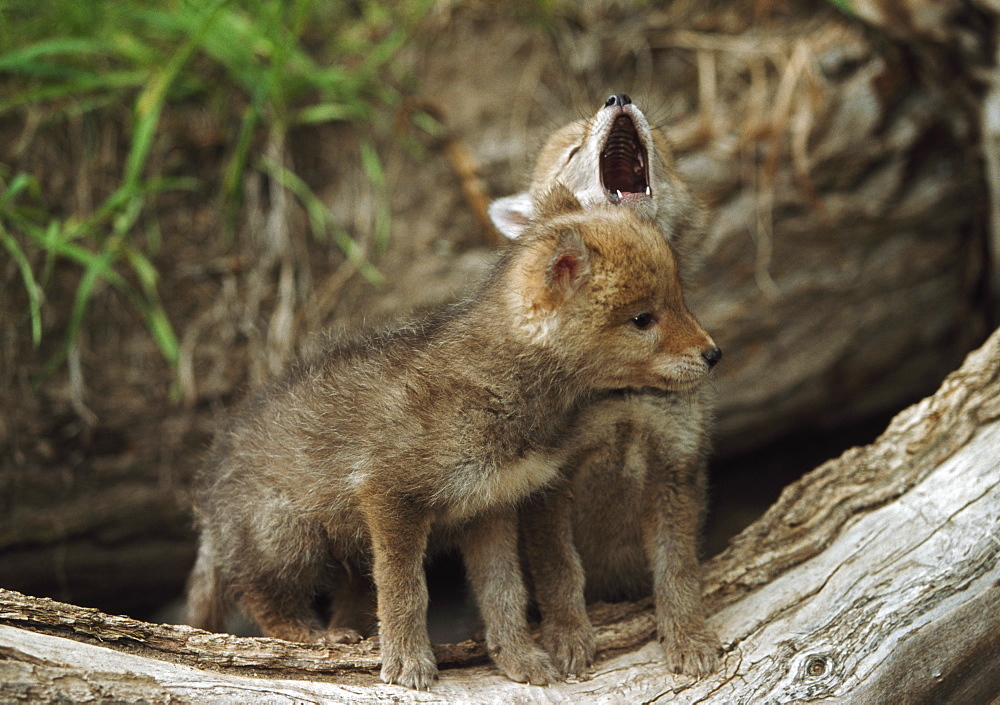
[493,97,722,677]
[187,186,718,689]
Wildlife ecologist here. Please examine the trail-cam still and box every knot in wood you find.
[804,654,830,678]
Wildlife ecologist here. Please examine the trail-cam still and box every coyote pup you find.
[492,95,723,676]
[188,185,719,689]
[489,94,704,254]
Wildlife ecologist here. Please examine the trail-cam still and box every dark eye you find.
[630,312,655,329]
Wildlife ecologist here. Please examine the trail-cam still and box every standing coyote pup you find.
[492,95,723,676]
[187,184,720,690]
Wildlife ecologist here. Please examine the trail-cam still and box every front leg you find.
[460,507,560,685]
[641,455,721,677]
[521,479,596,676]
[359,491,437,690]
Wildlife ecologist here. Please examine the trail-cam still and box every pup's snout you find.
[605,93,632,108]
[702,346,722,369]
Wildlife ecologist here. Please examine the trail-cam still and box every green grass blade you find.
[223,100,262,204]
[329,224,385,286]
[112,193,145,239]
[362,28,408,71]
[294,102,358,125]
[41,244,122,380]
[359,139,385,191]
[828,0,854,13]
[0,223,42,345]
[143,175,203,194]
[124,244,179,365]
[0,36,108,70]
[0,172,34,208]
[123,243,158,291]
[142,301,180,366]
[360,139,391,254]
[124,0,230,192]
[21,227,130,291]
[39,220,61,286]
[258,153,384,286]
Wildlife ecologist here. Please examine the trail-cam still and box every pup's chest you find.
[437,449,565,523]
[575,393,707,471]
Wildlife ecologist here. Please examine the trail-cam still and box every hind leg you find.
[186,538,226,632]
[232,506,341,644]
[238,574,331,644]
[238,558,370,645]
[327,559,376,641]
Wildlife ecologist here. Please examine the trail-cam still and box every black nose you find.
[604,93,632,108]
[702,346,722,369]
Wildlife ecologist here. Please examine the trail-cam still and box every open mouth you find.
[600,115,651,204]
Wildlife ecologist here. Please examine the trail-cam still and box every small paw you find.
[320,627,363,645]
[380,649,439,690]
[492,642,561,685]
[540,620,596,676]
[658,626,721,677]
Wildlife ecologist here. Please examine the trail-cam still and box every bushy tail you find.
[186,539,227,632]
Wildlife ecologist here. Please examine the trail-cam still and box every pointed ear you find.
[534,182,582,221]
[488,192,534,240]
[508,227,592,340]
[544,229,591,302]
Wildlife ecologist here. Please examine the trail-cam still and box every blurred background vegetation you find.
[0,0,435,387]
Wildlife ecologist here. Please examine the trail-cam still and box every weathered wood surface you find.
[2,326,997,703]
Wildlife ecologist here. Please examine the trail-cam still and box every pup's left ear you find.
[544,228,591,303]
[510,225,592,323]
[488,192,534,240]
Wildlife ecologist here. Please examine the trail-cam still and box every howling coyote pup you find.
[491,95,723,676]
[187,184,719,690]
